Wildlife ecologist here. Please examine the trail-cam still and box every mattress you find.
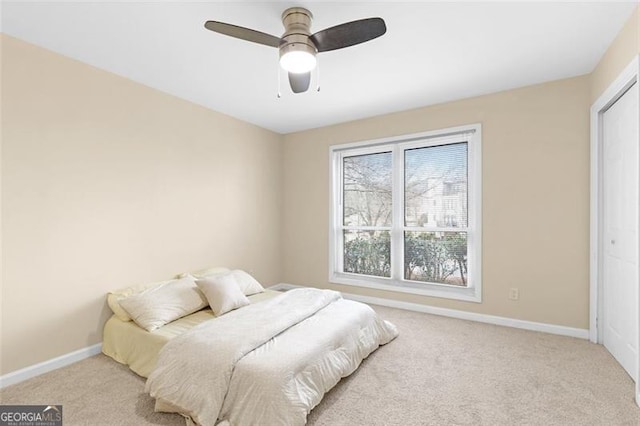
[102,289,281,377]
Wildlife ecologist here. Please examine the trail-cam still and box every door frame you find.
[590,55,640,406]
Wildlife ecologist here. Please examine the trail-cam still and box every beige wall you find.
[0,35,283,375]
[282,76,591,329]
[590,6,639,102]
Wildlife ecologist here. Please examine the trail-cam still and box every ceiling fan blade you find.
[289,72,311,94]
[310,17,386,53]
[204,21,281,48]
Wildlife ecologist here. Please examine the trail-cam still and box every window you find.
[330,125,481,302]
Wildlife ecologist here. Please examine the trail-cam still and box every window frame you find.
[329,124,482,302]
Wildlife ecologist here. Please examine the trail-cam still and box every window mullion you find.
[343,226,392,231]
[403,226,469,233]
[336,152,344,274]
[391,145,404,281]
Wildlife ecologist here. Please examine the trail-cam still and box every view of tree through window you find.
[342,152,392,277]
[343,152,392,227]
[340,142,469,287]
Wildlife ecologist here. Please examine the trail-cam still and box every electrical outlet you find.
[509,288,519,301]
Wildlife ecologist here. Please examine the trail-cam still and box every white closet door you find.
[602,82,639,379]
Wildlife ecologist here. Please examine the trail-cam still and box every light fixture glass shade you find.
[280,50,317,74]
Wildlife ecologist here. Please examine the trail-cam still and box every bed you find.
[102,268,398,426]
[102,289,280,378]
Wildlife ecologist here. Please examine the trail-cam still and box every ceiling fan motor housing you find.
[279,7,317,65]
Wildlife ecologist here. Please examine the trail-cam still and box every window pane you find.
[405,143,467,228]
[343,152,392,227]
[404,231,468,286]
[343,230,391,278]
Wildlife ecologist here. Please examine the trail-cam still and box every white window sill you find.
[330,273,482,303]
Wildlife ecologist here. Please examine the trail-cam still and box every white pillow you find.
[196,275,250,317]
[107,279,174,322]
[119,276,208,331]
[225,270,265,296]
[176,266,230,279]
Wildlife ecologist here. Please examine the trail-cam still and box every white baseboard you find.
[271,283,589,340]
[0,343,103,389]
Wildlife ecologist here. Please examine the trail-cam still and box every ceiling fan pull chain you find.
[277,59,282,99]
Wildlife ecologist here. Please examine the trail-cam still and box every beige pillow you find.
[176,266,230,280]
[107,279,174,322]
[119,276,208,331]
[196,275,250,317]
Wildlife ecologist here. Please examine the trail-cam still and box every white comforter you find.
[145,288,398,426]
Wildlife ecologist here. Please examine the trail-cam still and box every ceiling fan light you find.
[280,50,317,74]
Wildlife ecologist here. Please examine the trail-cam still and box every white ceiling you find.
[1,1,637,134]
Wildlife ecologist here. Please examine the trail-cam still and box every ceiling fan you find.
[204,7,386,94]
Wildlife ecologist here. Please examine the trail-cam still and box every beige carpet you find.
[2,304,639,425]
